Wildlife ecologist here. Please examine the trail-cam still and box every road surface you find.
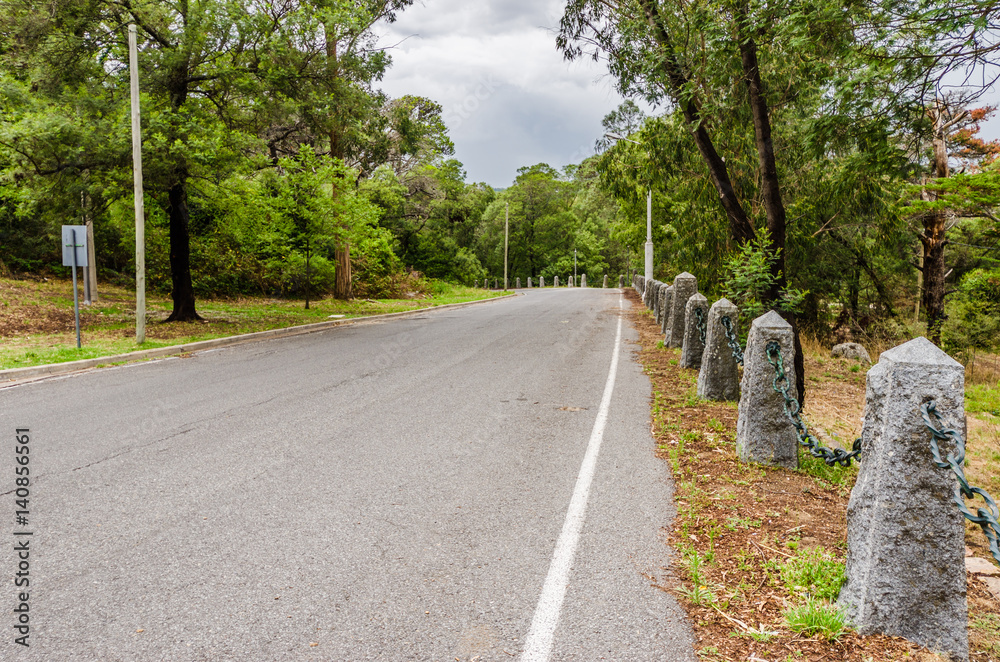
[1,287,695,660]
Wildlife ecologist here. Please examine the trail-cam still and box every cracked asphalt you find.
[0,287,695,661]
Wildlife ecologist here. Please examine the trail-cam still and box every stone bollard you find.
[618,275,623,288]
[697,298,741,401]
[839,337,968,661]
[645,280,656,310]
[516,277,521,289]
[527,277,532,288]
[657,283,669,328]
[666,273,697,348]
[581,274,587,287]
[539,276,545,288]
[660,286,674,336]
[735,311,799,468]
[680,293,709,370]
[474,280,479,289]
[569,276,575,287]
[554,276,559,287]
[603,274,608,288]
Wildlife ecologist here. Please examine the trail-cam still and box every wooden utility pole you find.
[129,24,146,344]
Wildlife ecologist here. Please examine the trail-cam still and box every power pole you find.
[504,201,509,291]
[129,24,146,344]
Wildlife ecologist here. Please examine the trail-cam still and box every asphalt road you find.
[0,287,695,661]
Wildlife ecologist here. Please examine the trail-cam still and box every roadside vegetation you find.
[626,290,1000,661]
[0,276,504,370]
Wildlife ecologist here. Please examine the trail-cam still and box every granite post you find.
[680,293,709,369]
[603,274,608,288]
[657,283,669,328]
[666,272,697,348]
[735,310,798,468]
[554,276,559,287]
[618,275,623,288]
[527,277,533,288]
[839,337,968,661]
[540,276,545,288]
[516,277,521,289]
[697,298,741,401]
[581,274,587,288]
[660,286,674,336]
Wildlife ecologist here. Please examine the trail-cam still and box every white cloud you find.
[375,0,628,187]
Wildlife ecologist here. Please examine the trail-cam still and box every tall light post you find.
[129,24,146,344]
[574,248,577,282]
[504,201,509,290]
[605,132,653,283]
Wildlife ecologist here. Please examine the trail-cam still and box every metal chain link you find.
[694,306,707,345]
[720,315,744,366]
[922,400,1000,566]
[765,341,862,467]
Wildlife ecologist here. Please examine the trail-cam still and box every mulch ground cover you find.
[623,288,999,662]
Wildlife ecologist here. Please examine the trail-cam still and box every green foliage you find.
[722,233,807,334]
[944,267,1000,351]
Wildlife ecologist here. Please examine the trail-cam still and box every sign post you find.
[62,225,88,349]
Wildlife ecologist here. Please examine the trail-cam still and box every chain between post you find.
[922,400,1000,566]
[765,340,862,467]
[694,306,707,345]
[720,315,744,366]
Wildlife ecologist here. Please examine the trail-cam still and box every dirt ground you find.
[623,288,999,662]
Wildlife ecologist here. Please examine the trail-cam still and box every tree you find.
[901,102,1000,342]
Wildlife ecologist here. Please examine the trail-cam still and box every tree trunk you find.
[638,0,755,247]
[921,108,951,345]
[736,6,803,404]
[165,177,201,322]
[921,211,948,344]
[737,18,786,301]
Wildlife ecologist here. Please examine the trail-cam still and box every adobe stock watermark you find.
[444,75,502,130]
[12,428,31,647]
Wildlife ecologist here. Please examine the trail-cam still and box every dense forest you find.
[2,0,1000,354]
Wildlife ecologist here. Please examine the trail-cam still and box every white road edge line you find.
[520,292,625,662]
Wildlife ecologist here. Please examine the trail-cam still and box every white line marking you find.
[520,293,624,662]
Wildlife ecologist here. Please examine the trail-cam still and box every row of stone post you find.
[479,273,629,289]
[634,277,970,660]
[639,273,739,403]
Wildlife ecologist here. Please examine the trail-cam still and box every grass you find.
[0,277,508,370]
[780,547,846,601]
[784,598,850,642]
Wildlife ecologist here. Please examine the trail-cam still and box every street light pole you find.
[645,188,653,283]
[504,201,509,291]
[129,24,146,344]
[574,248,577,282]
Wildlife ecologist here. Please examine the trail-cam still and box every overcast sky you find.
[375,0,630,188]
[376,1,1000,189]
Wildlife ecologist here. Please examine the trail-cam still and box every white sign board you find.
[62,225,88,267]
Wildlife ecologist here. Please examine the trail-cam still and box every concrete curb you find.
[1,292,519,385]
